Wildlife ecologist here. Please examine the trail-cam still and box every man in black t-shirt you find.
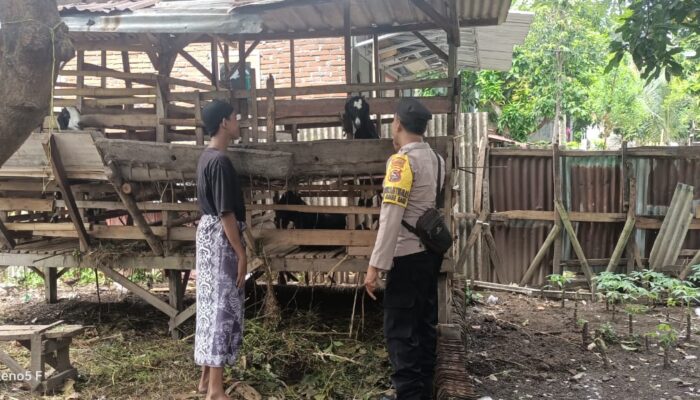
[194,100,247,400]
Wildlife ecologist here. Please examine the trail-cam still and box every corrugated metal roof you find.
[373,11,533,78]
[56,0,514,38]
[59,0,160,13]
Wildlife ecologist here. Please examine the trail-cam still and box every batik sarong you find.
[194,215,246,367]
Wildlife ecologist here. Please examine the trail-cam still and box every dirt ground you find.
[0,282,390,400]
[464,291,700,400]
[0,283,698,400]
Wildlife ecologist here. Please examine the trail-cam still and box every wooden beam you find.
[249,69,259,143]
[178,49,214,82]
[249,204,380,215]
[412,31,448,61]
[169,303,197,331]
[555,201,594,285]
[194,92,205,146]
[47,136,90,251]
[43,267,58,304]
[606,214,636,273]
[97,266,177,317]
[257,229,376,247]
[552,144,563,276]
[520,224,561,286]
[105,163,164,256]
[344,0,352,85]
[266,75,276,143]
[211,40,220,88]
[0,219,16,249]
[409,0,454,39]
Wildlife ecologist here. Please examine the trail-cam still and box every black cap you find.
[396,98,432,135]
[202,100,234,136]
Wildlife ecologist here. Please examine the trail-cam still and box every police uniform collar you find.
[398,141,429,153]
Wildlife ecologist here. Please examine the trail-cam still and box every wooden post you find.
[249,69,259,143]
[344,1,352,85]
[100,50,107,89]
[168,270,184,339]
[194,91,205,146]
[552,144,563,276]
[266,75,276,143]
[211,40,220,89]
[76,51,85,112]
[155,80,166,143]
[372,34,381,137]
[237,40,249,121]
[44,267,58,304]
[290,39,298,142]
[106,163,164,256]
[121,51,136,139]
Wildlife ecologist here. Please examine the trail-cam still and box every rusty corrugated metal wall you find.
[483,149,700,287]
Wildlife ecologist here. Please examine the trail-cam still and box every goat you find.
[57,107,82,130]
[275,191,346,230]
[343,96,378,139]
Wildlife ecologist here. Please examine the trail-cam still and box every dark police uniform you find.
[370,99,445,400]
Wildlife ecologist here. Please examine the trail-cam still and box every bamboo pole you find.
[555,201,594,286]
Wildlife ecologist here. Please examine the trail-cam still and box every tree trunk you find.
[0,0,74,167]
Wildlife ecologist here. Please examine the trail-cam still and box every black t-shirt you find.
[196,148,246,221]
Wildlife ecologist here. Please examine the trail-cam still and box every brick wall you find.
[58,37,346,90]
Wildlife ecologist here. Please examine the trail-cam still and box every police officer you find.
[365,98,445,400]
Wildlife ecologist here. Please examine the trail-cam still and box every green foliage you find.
[547,271,575,289]
[653,323,678,349]
[689,265,700,284]
[416,0,699,144]
[608,0,699,82]
[598,322,619,344]
[465,287,484,305]
[10,268,44,289]
[625,304,649,316]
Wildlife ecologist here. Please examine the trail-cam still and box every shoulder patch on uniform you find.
[382,153,413,208]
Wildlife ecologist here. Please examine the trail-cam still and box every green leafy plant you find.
[598,322,619,345]
[652,323,678,369]
[547,271,575,308]
[670,284,700,341]
[624,304,648,336]
[596,272,643,321]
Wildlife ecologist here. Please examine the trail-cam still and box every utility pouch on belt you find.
[401,150,452,255]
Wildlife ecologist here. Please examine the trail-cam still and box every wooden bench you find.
[0,321,84,392]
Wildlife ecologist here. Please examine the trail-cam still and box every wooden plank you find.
[77,114,157,129]
[29,334,44,391]
[47,135,91,251]
[249,204,380,215]
[97,266,177,317]
[55,200,199,212]
[473,137,487,214]
[211,40,220,88]
[257,229,376,246]
[105,163,163,256]
[60,67,156,83]
[555,201,594,284]
[266,75,276,143]
[261,97,453,119]
[520,224,561,286]
[55,88,155,97]
[0,198,53,212]
[0,252,195,270]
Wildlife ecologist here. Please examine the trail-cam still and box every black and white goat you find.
[275,191,347,230]
[57,107,82,130]
[343,96,378,139]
